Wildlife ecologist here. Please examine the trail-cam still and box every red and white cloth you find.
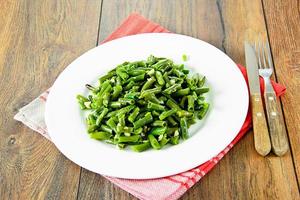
[14,13,286,200]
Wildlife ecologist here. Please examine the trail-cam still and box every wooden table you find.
[1,0,299,199]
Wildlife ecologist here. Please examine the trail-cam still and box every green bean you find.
[90,131,111,140]
[177,110,193,118]
[131,141,151,152]
[133,112,153,129]
[167,116,177,126]
[119,113,126,126]
[125,81,136,90]
[180,96,187,109]
[116,123,123,134]
[77,94,89,103]
[180,117,189,139]
[147,68,155,76]
[148,135,161,149]
[198,76,206,88]
[197,103,210,119]
[187,95,194,112]
[195,87,209,95]
[152,120,167,127]
[166,99,182,110]
[163,84,181,94]
[173,68,185,77]
[150,127,167,135]
[170,135,179,145]
[152,110,160,117]
[144,93,163,104]
[100,125,113,133]
[141,77,155,91]
[112,85,122,100]
[119,98,135,105]
[116,67,128,80]
[175,88,190,96]
[107,117,117,131]
[117,105,135,116]
[159,109,177,120]
[140,87,162,98]
[118,135,140,143]
[105,110,118,118]
[127,73,145,82]
[147,102,165,111]
[87,124,98,133]
[137,99,147,106]
[163,72,171,87]
[133,127,143,135]
[102,92,110,107]
[96,108,108,125]
[99,73,114,84]
[123,126,134,133]
[158,96,167,102]
[128,107,140,123]
[78,101,86,110]
[155,71,165,86]
[98,81,112,97]
[109,101,122,108]
[87,114,96,125]
[159,135,170,147]
[128,69,146,76]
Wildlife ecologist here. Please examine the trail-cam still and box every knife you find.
[245,41,271,156]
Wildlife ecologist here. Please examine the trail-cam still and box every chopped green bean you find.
[133,112,153,129]
[148,135,161,149]
[131,141,151,152]
[180,118,189,139]
[152,120,167,127]
[128,107,140,123]
[147,102,165,111]
[159,109,177,120]
[77,55,209,152]
[90,131,111,140]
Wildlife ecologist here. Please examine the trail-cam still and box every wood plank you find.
[78,0,299,199]
[185,0,299,199]
[262,0,300,186]
[0,0,102,199]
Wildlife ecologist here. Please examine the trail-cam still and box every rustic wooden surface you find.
[0,0,299,199]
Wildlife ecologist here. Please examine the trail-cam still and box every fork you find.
[255,39,289,156]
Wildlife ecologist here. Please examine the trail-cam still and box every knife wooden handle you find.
[251,94,271,156]
[264,92,289,156]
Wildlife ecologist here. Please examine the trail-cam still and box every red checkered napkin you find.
[14,13,286,200]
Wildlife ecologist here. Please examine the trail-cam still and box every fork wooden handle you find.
[251,94,271,156]
[264,92,289,156]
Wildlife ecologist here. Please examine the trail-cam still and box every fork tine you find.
[265,39,274,69]
[260,38,267,69]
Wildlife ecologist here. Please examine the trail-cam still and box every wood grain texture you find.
[262,0,300,185]
[251,94,271,156]
[264,92,289,156]
[78,0,300,200]
[1,0,299,199]
[0,0,102,199]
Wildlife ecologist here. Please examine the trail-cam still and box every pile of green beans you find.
[77,55,210,152]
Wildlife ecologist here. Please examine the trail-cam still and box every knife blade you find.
[245,42,260,94]
[244,41,271,156]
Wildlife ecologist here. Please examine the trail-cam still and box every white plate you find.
[45,33,249,179]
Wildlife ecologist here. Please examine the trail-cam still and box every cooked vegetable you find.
[77,55,210,152]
